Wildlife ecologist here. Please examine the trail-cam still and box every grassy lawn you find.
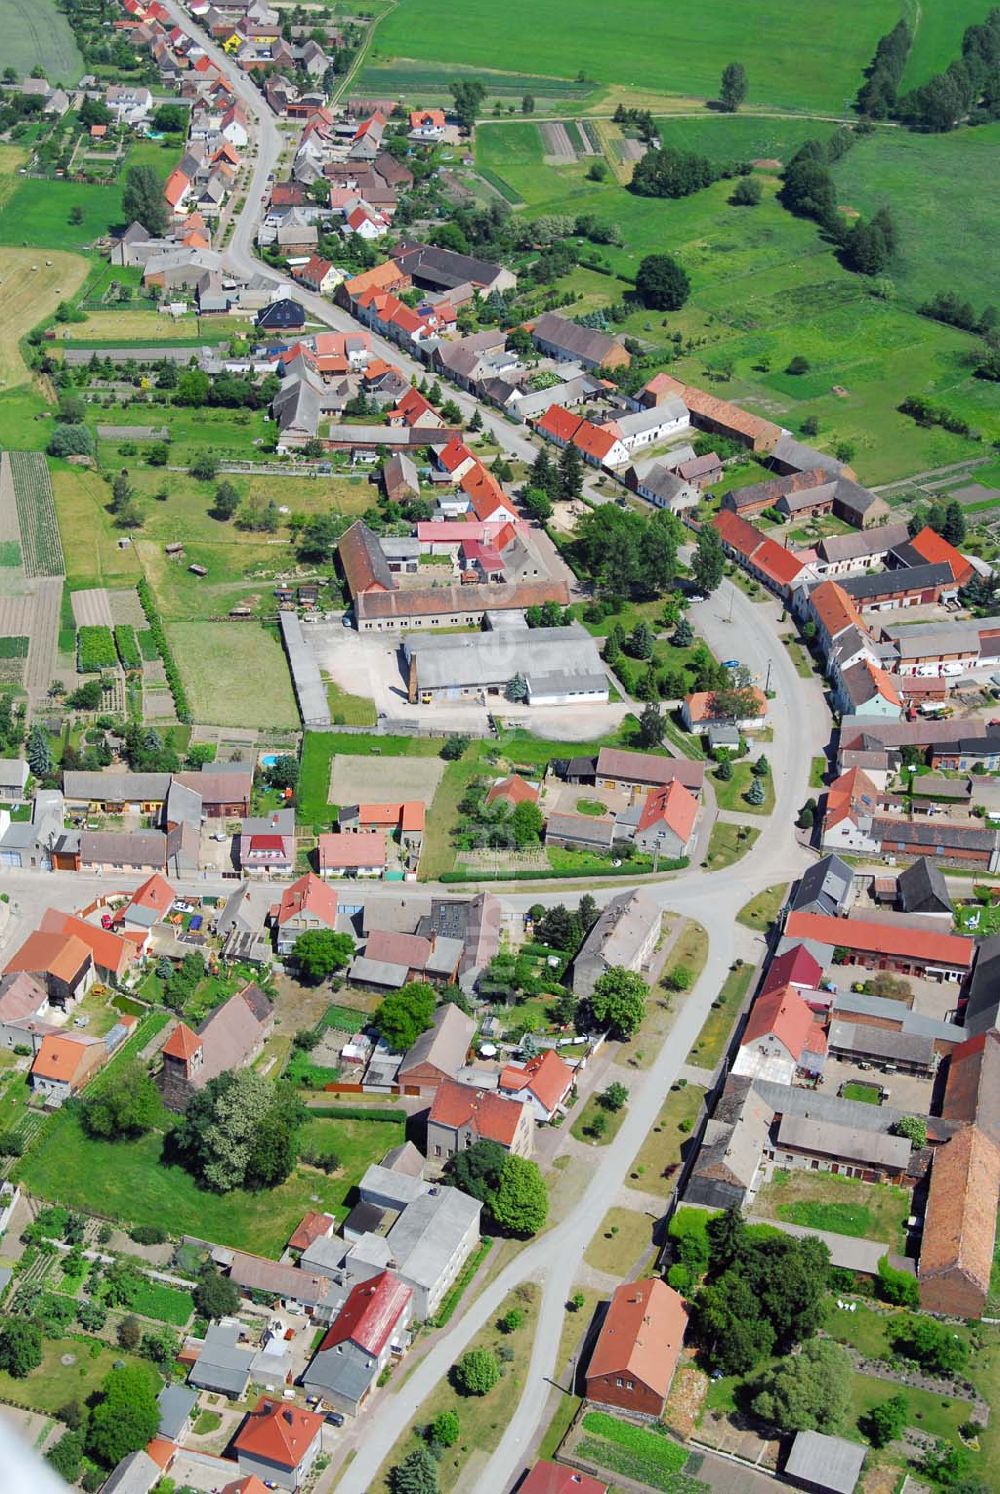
[703,821,759,870]
[570,1093,627,1147]
[783,636,818,679]
[378,0,896,112]
[842,1081,883,1105]
[737,883,788,933]
[0,1337,158,1417]
[756,1168,911,1249]
[584,1206,654,1274]
[371,1284,539,1493]
[687,961,754,1068]
[325,677,377,727]
[662,919,710,993]
[810,754,829,789]
[166,621,298,730]
[711,762,775,816]
[628,1082,705,1196]
[18,1110,403,1256]
[0,177,124,251]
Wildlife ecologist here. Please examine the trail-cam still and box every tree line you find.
[778,131,900,277]
[859,10,1000,131]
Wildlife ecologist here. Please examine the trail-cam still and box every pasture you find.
[0,247,89,388]
[831,122,1000,305]
[165,620,299,729]
[375,0,899,113]
[0,0,84,84]
[901,0,995,90]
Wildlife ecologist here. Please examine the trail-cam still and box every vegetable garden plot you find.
[9,451,65,577]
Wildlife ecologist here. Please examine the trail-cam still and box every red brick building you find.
[585,1277,687,1418]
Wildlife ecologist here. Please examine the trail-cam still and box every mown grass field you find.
[0,246,89,388]
[376,0,898,112]
[0,177,124,252]
[0,1339,157,1417]
[0,0,84,84]
[166,620,299,730]
[477,117,999,484]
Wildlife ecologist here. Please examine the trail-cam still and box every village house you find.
[232,1398,325,1491]
[317,831,387,879]
[396,1003,476,1095]
[498,1048,575,1123]
[593,747,705,803]
[530,313,630,371]
[158,983,274,1110]
[427,1079,534,1161]
[572,890,661,999]
[585,1278,688,1419]
[272,872,339,956]
[4,930,94,1006]
[30,1032,107,1106]
[303,1271,412,1416]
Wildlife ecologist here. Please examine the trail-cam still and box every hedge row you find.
[439,857,688,884]
[113,623,142,671]
[305,1105,402,1122]
[136,577,191,723]
[77,624,117,673]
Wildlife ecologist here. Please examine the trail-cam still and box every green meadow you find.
[374,0,899,112]
[900,0,996,89]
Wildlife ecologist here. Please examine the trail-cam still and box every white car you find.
[940,662,963,676]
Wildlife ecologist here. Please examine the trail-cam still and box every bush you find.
[129,1224,167,1245]
[113,625,141,671]
[452,1348,500,1396]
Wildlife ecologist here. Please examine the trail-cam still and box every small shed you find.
[165,542,185,557]
[784,1430,866,1494]
[189,564,208,577]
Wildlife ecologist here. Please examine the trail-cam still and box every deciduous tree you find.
[589,967,648,1039]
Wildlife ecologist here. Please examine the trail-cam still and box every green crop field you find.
[901,0,995,90]
[375,0,899,113]
[166,621,299,730]
[0,0,84,85]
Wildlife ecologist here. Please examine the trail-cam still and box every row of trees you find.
[779,133,900,277]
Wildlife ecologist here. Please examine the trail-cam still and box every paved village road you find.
[163,0,539,466]
[336,576,831,1494]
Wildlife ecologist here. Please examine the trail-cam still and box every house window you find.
[615,1378,623,1387]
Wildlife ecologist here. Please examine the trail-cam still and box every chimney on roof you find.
[283,1409,294,1424]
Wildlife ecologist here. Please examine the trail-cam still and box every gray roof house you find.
[784,1429,866,1494]
[896,856,952,917]
[572,889,661,999]
[99,1450,161,1494]
[359,1162,429,1212]
[383,1185,481,1319]
[0,759,29,801]
[157,1382,198,1440]
[962,932,1000,1035]
[789,854,854,918]
[186,1318,256,1397]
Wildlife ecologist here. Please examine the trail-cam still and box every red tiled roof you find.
[824,766,880,829]
[535,404,582,444]
[635,779,698,842]
[759,944,823,996]
[783,911,973,968]
[162,1021,202,1061]
[318,1270,411,1357]
[742,983,828,1061]
[710,509,765,559]
[684,687,767,724]
[233,1398,324,1471]
[810,580,865,640]
[289,1211,335,1251]
[126,872,176,914]
[5,930,91,984]
[439,435,475,473]
[429,1078,527,1146]
[164,168,190,207]
[749,536,805,589]
[519,1464,608,1494]
[908,525,973,585]
[498,1049,573,1112]
[587,1278,687,1399]
[364,929,431,970]
[318,832,387,869]
[276,872,338,928]
[920,1125,1000,1299]
[485,774,538,809]
[32,1033,99,1083]
[573,420,620,462]
[39,909,139,978]
[643,374,781,448]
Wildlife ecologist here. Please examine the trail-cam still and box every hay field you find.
[0,247,89,389]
